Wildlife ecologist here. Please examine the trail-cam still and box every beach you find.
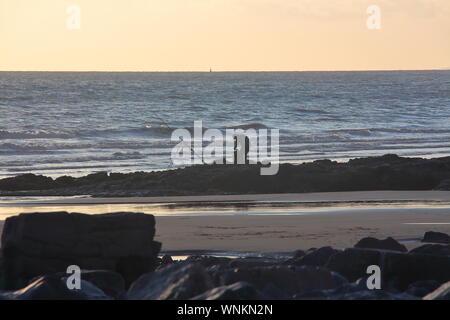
[155,210,450,252]
[1,191,450,253]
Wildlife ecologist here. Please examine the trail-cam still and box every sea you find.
[0,70,449,179]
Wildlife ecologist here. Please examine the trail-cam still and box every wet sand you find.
[155,210,450,252]
[2,211,445,252]
[1,191,450,253]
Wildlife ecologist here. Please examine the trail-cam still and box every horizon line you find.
[0,68,449,73]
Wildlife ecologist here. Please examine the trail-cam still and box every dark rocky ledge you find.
[2,154,450,197]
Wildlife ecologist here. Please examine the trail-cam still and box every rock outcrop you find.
[1,212,161,290]
[3,155,450,197]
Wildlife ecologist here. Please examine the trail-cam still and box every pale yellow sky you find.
[0,0,449,71]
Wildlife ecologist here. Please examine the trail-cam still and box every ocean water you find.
[0,71,449,178]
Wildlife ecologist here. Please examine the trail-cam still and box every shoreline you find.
[3,190,450,205]
[1,191,450,219]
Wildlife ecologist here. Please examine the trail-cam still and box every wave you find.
[330,127,450,137]
[0,142,175,156]
[140,126,174,135]
[145,122,270,134]
[0,142,49,152]
[222,123,268,130]
[11,124,440,143]
[0,126,176,140]
[0,95,35,102]
[0,130,73,140]
[0,151,146,168]
[331,127,450,134]
[330,129,373,137]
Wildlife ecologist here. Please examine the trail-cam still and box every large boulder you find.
[126,262,214,300]
[1,212,161,289]
[354,237,407,252]
[325,248,381,282]
[422,231,450,244]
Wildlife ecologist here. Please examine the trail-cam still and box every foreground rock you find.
[126,263,214,300]
[0,275,110,300]
[354,237,407,252]
[1,212,161,289]
[3,217,450,300]
[49,270,125,298]
[126,261,347,300]
[3,244,449,300]
[422,231,450,244]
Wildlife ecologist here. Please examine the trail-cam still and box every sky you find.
[0,0,449,71]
